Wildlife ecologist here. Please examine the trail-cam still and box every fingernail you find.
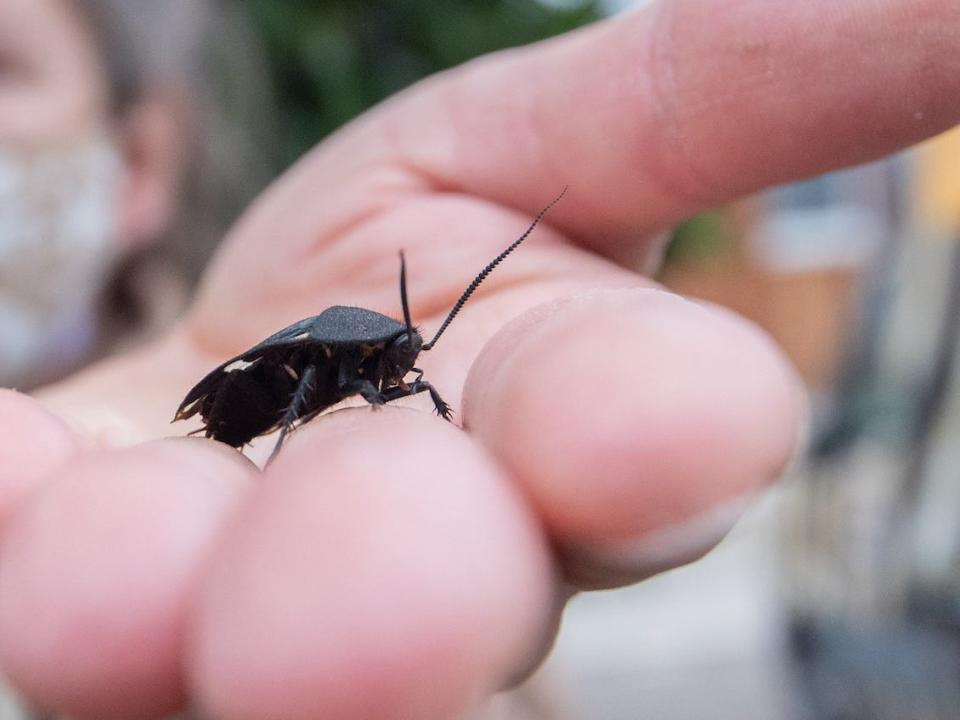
[559,494,756,589]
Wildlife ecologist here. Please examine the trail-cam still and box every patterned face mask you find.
[0,135,123,386]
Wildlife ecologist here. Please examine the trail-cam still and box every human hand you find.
[1,1,957,718]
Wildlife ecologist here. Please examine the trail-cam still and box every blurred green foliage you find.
[664,210,736,266]
[236,1,725,265]
[240,0,602,170]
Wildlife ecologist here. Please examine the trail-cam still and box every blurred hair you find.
[76,0,208,109]
[72,0,275,345]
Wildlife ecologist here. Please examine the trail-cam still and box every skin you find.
[0,0,958,718]
[0,0,181,253]
[0,0,107,145]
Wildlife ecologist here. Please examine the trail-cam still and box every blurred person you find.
[0,0,260,390]
[0,2,956,720]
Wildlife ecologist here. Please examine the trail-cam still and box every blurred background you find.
[2,0,960,718]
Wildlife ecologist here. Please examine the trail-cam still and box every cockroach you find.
[174,188,566,463]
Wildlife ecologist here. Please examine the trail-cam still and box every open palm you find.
[0,1,957,718]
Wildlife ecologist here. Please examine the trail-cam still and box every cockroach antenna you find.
[421,186,568,351]
[399,250,414,336]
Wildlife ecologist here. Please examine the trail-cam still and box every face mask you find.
[0,135,123,387]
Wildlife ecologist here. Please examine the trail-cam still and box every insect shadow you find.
[174,188,567,464]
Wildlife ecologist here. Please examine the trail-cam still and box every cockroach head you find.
[383,327,422,384]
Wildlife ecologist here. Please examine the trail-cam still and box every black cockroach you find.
[174,188,566,463]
